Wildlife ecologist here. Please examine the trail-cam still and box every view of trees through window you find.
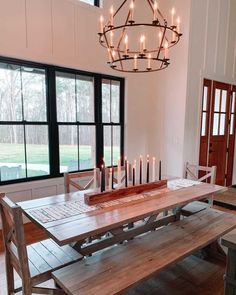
[0,59,124,183]
[0,63,49,181]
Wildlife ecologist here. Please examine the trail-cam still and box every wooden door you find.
[226,86,236,186]
[199,80,234,186]
[208,81,231,185]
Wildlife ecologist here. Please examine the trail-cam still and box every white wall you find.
[183,0,236,181]
[148,0,191,178]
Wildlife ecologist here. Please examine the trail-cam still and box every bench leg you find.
[193,240,226,262]
[224,248,236,295]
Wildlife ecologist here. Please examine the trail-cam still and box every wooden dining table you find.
[18,179,226,256]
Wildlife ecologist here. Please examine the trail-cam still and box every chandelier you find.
[98,0,182,73]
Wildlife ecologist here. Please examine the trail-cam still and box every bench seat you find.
[52,208,236,295]
[181,200,209,216]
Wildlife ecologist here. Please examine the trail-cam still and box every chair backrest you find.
[0,193,31,283]
[64,168,100,193]
[185,162,217,184]
[105,164,132,187]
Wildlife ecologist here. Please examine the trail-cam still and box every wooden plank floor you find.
[0,206,234,295]
[214,188,236,209]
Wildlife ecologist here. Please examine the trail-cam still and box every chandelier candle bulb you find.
[124,35,128,55]
[108,49,112,63]
[153,1,158,21]
[177,17,181,33]
[140,35,144,53]
[148,54,152,69]
[110,6,114,27]
[171,8,175,27]
[110,31,114,48]
[100,15,104,34]
[152,157,156,182]
[134,55,138,70]
[130,0,134,22]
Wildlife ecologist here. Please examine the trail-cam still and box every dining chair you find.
[64,168,100,193]
[105,164,132,189]
[185,162,217,185]
[0,193,83,295]
[181,163,217,216]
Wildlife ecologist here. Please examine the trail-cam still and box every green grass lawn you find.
[0,143,120,167]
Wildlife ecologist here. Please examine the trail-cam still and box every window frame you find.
[0,56,125,185]
[80,0,100,7]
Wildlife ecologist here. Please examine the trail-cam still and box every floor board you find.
[214,188,236,209]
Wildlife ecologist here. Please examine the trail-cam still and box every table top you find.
[18,179,225,246]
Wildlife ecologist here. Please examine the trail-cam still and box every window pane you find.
[79,126,96,170]
[22,68,47,121]
[111,81,120,123]
[221,90,227,113]
[113,126,121,165]
[102,79,111,123]
[76,76,94,122]
[232,92,235,113]
[201,112,206,136]
[80,0,94,5]
[213,113,219,135]
[0,125,26,181]
[59,125,78,173]
[219,114,225,135]
[25,125,49,177]
[230,114,234,135]
[104,126,111,166]
[56,72,76,122]
[203,86,208,112]
[214,89,221,112]
[0,63,22,121]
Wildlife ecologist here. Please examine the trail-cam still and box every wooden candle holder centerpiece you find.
[84,179,167,206]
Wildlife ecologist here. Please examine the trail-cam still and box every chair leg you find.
[5,253,15,295]
[22,284,32,295]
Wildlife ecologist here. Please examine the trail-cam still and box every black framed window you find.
[0,57,124,184]
[80,0,100,7]
[0,62,50,182]
[56,72,96,173]
[102,79,122,166]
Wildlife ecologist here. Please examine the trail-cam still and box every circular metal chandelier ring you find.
[99,23,182,54]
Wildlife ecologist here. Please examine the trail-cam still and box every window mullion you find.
[95,75,103,167]
[48,67,60,176]
[20,66,28,178]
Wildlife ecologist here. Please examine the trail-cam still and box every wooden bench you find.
[52,208,236,295]
[221,229,236,295]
